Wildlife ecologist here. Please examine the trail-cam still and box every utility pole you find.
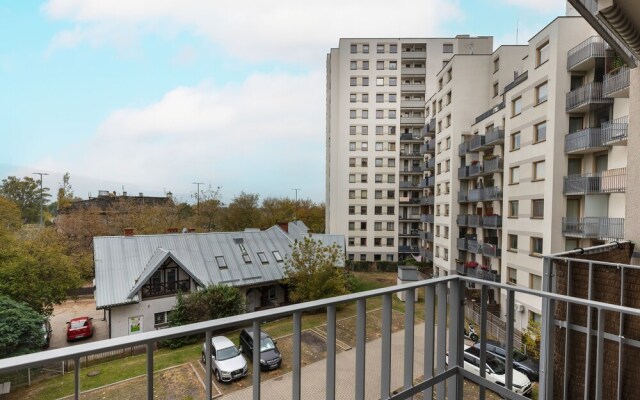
[32,172,49,227]
[292,188,301,220]
[193,182,204,213]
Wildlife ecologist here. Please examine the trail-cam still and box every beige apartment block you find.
[326,36,493,262]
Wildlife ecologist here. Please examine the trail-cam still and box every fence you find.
[465,302,524,352]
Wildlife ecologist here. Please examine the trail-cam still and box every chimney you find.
[166,227,179,234]
[123,228,134,237]
[187,228,196,233]
[277,221,289,233]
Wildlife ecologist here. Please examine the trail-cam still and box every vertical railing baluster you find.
[563,262,572,400]
[146,343,154,400]
[355,299,366,400]
[540,255,556,399]
[293,312,302,400]
[505,289,514,391]
[584,262,594,400]
[74,357,80,400]
[479,284,488,400]
[595,308,605,399]
[205,330,212,400]
[435,283,447,400]
[447,278,464,400]
[423,284,435,400]
[404,289,415,392]
[381,293,392,399]
[326,305,336,400]
[618,266,625,400]
[252,320,261,400]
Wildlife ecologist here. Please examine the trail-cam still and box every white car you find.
[462,345,532,396]
[201,336,248,382]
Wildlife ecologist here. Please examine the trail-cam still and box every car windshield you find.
[487,357,506,375]
[217,346,240,361]
[70,320,87,329]
[260,338,276,352]
[513,350,528,362]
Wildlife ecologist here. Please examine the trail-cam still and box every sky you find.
[0,0,565,204]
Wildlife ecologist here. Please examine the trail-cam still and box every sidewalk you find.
[222,322,446,400]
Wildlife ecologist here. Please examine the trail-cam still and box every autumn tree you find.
[220,192,261,231]
[283,237,347,303]
[55,172,76,212]
[0,295,45,358]
[0,176,51,223]
[0,197,22,231]
[192,185,223,231]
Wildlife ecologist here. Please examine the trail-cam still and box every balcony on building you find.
[399,196,421,205]
[482,215,503,229]
[567,36,606,71]
[4,242,640,400]
[420,195,435,206]
[420,176,435,188]
[459,187,502,203]
[400,132,424,141]
[459,264,502,283]
[399,229,420,237]
[420,231,434,241]
[564,127,608,154]
[482,157,504,175]
[603,66,630,97]
[400,117,426,125]
[458,141,470,156]
[474,101,506,124]
[421,214,434,223]
[484,127,505,147]
[563,168,627,195]
[424,158,435,171]
[400,83,426,92]
[468,135,486,152]
[399,149,423,158]
[400,99,426,108]
[458,166,471,180]
[602,115,629,145]
[142,279,190,299]
[467,215,482,228]
[399,165,424,174]
[401,48,427,59]
[468,163,483,177]
[482,243,501,258]
[398,244,420,253]
[562,216,625,240]
[456,237,468,251]
[399,181,419,189]
[399,213,421,222]
[456,215,468,226]
[425,118,436,134]
[425,138,436,154]
[565,81,613,112]
[467,240,481,254]
[400,66,427,75]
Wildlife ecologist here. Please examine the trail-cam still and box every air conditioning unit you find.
[514,302,525,313]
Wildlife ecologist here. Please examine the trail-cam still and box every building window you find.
[377,61,384,70]
[536,81,548,104]
[389,110,396,119]
[363,44,369,54]
[362,110,368,119]
[350,110,356,119]
[376,77,384,86]
[238,243,251,263]
[534,121,546,143]
[537,41,550,66]
[349,190,355,199]
[511,131,521,150]
[376,110,384,119]
[375,190,382,199]
[387,190,395,199]
[154,311,172,327]
[533,160,545,181]
[376,125,383,135]
[387,206,394,215]
[390,44,397,53]
[363,77,369,86]
[361,174,367,183]
[375,174,382,183]
[348,206,355,215]
[360,221,367,230]
[350,44,357,54]
[387,222,394,231]
[375,206,382,215]
[388,158,395,167]
[361,190,367,199]
[360,238,367,246]
[348,222,355,230]
[509,166,520,184]
[531,237,543,255]
[375,158,383,167]
[350,93,356,103]
[215,256,227,269]
[512,96,522,116]
[360,254,366,261]
[507,267,517,285]
[350,77,357,86]
[350,61,357,70]
[532,199,544,218]
[387,238,394,246]
[377,44,385,53]
[443,43,453,53]
[509,200,519,217]
[374,238,382,247]
[362,93,369,103]
[389,61,397,70]
[389,93,396,102]
[388,142,395,151]
[508,234,518,251]
[374,222,382,231]
[363,61,369,70]
[376,93,384,103]
[530,274,542,291]
[349,174,355,183]
[493,57,499,72]
[361,206,367,215]
[361,158,368,167]
[389,77,397,86]
[493,82,499,97]
[387,174,395,183]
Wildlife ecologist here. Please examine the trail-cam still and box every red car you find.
[66,317,94,342]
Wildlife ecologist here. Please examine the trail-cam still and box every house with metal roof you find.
[93,221,345,338]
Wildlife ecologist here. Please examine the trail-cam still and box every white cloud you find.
[42,0,463,63]
[40,70,328,202]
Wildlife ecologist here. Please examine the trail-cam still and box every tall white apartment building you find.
[326,36,493,262]
[425,15,631,328]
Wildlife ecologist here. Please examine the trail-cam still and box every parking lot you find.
[47,297,109,349]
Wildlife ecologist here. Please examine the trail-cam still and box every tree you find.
[283,237,347,303]
[0,197,22,231]
[56,172,75,212]
[522,318,541,360]
[0,176,50,224]
[0,228,82,315]
[0,295,45,358]
[220,192,261,231]
[165,285,246,348]
[192,185,223,231]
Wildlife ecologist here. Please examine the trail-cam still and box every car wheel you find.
[215,369,221,382]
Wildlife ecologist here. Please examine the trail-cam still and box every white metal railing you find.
[564,127,606,153]
[567,36,606,70]
[603,66,630,97]
[565,82,613,111]
[602,115,628,144]
[561,216,625,239]
[563,167,627,194]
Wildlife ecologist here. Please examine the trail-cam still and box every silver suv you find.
[201,336,248,382]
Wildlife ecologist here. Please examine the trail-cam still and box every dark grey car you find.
[239,328,282,371]
[471,340,539,381]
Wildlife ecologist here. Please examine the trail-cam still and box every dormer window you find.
[257,252,269,264]
[238,243,251,264]
[215,256,227,269]
[272,251,284,262]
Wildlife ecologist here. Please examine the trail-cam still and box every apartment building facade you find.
[326,36,493,262]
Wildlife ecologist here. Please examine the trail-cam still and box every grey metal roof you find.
[94,221,344,309]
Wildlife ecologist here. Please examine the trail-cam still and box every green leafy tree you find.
[522,318,541,360]
[283,237,347,303]
[192,185,223,232]
[56,172,76,212]
[0,228,82,315]
[0,197,22,231]
[220,192,261,231]
[0,295,45,358]
[0,176,50,224]
[165,285,246,348]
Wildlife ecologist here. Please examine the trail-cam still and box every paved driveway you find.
[47,297,109,350]
[223,322,448,400]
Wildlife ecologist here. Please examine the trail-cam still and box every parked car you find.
[471,340,539,381]
[42,319,52,348]
[238,328,282,371]
[462,345,532,397]
[201,336,248,383]
[66,317,93,342]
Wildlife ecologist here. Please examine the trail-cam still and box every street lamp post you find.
[32,172,49,227]
[292,188,300,220]
[193,182,204,213]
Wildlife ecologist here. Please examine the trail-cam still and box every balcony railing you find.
[421,214,434,223]
[602,115,628,145]
[457,237,468,251]
[474,101,505,124]
[422,248,433,261]
[482,215,503,229]
[400,84,426,92]
[456,215,468,226]
[483,157,503,174]
[603,67,630,97]
[562,217,625,240]
[467,240,481,254]
[4,251,640,399]
[484,127,505,146]
[420,231,434,241]
[460,187,502,203]
[504,71,528,94]
[464,266,501,283]
[400,67,426,75]
[458,141,470,156]
[482,243,501,258]
[566,82,613,112]
[469,135,486,152]
[400,166,423,173]
[400,117,426,125]
[400,133,424,141]
[399,181,420,188]
[564,127,607,154]
[398,245,420,253]
[141,279,190,299]
[425,158,435,170]
[458,166,471,179]
[424,139,436,154]
[468,163,482,177]
[567,36,606,71]
[563,168,627,195]
[401,50,427,59]
[467,215,481,227]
